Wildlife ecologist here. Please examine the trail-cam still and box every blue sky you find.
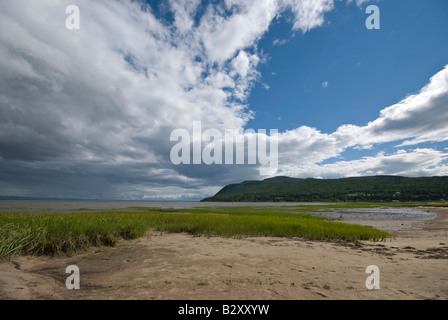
[1,0,448,200]
[246,0,448,169]
[248,0,448,133]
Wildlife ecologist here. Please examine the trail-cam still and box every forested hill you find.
[201,176,448,202]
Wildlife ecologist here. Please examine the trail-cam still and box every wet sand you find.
[0,207,447,300]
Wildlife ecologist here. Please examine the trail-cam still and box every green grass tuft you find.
[0,206,390,259]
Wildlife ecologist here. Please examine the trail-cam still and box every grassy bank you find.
[0,206,391,259]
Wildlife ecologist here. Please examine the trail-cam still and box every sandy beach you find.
[0,207,447,300]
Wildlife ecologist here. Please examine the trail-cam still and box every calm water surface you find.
[0,200,435,221]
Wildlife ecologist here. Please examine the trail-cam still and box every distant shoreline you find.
[0,200,337,213]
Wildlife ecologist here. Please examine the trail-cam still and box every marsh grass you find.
[423,202,448,207]
[0,205,391,259]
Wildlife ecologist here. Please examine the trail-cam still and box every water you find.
[305,207,436,221]
[0,200,436,221]
[0,200,333,212]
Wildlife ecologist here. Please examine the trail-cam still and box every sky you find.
[0,0,448,200]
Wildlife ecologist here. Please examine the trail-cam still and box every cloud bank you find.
[0,0,447,200]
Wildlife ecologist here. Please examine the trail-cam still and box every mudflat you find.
[0,207,447,300]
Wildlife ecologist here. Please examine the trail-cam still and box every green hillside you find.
[202,176,448,202]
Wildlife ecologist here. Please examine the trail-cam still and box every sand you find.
[0,207,447,300]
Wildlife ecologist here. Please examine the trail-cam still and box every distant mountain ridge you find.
[202,176,448,202]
